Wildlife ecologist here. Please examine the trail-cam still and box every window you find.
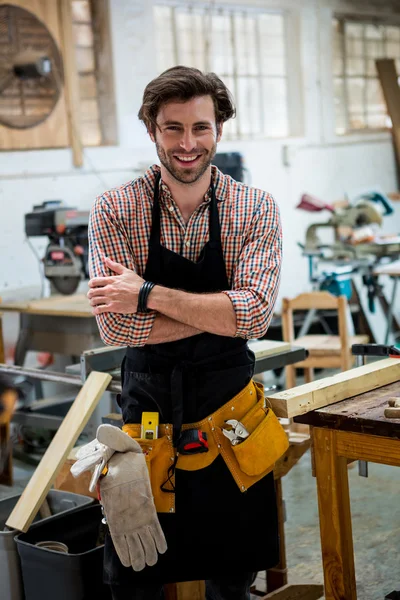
[71,0,117,146]
[154,3,289,139]
[333,17,400,134]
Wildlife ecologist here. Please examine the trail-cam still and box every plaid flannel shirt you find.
[89,164,282,347]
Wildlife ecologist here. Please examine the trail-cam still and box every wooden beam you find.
[376,59,400,183]
[336,429,400,467]
[59,0,84,167]
[6,371,111,532]
[90,0,118,145]
[266,358,400,418]
[313,428,356,600]
[266,478,288,591]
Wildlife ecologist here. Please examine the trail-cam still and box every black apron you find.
[103,173,279,585]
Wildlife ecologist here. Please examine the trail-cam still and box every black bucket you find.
[0,489,94,600]
[15,504,111,600]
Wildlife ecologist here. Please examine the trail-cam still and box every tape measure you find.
[177,429,208,455]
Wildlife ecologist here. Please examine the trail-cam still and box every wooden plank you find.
[71,0,91,22]
[75,46,95,72]
[266,478,288,591]
[376,59,400,176]
[273,437,311,480]
[267,358,400,418]
[288,357,342,369]
[288,292,339,310]
[313,428,357,600]
[59,0,83,166]
[81,120,102,146]
[294,380,400,438]
[79,73,98,98]
[261,583,324,599]
[6,371,111,532]
[0,294,93,317]
[248,339,292,359]
[335,429,400,467]
[294,334,368,356]
[90,0,118,145]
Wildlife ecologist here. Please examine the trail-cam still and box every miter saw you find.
[25,201,90,295]
[297,190,400,330]
[297,190,399,261]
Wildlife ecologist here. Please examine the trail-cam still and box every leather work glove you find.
[71,424,167,571]
[70,423,133,491]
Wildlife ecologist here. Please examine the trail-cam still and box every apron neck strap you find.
[149,172,220,247]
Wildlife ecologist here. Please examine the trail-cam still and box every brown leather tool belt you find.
[122,380,289,513]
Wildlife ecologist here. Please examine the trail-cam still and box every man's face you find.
[150,95,222,185]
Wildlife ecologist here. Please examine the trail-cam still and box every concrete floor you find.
[1,451,399,599]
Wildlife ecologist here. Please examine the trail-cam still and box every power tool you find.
[25,201,90,295]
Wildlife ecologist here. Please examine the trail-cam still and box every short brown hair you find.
[138,66,236,133]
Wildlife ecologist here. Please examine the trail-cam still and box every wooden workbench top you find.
[295,380,400,438]
[0,294,93,318]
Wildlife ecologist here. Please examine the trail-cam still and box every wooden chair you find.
[281,291,369,389]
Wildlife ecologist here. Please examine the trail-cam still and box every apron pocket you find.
[232,405,289,477]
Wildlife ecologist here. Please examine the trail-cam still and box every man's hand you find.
[87,257,144,315]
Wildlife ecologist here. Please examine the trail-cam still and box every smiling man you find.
[88,66,283,600]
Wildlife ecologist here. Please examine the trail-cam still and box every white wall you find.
[1,0,399,309]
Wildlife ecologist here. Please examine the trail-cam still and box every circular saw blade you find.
[50,276,81,295]
[355,200,383,226]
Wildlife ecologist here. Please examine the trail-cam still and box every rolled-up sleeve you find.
[89,194,156,347]
[222,193,282,339]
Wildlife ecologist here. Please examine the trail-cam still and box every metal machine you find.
[296,190,400,345]
[25,201,90,295]
[212,152,245,182]
[298,190,399,261]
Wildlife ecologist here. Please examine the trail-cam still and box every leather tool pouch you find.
[122,380,289,511]
[230,398,289,477]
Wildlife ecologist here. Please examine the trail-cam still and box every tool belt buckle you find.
[222,419,249,445]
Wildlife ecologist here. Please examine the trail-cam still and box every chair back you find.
[282,291,350,366]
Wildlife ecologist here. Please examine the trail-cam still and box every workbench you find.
[294,379,400,600]
[0,294,101,365]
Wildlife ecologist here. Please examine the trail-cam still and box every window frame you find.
[71,0,118,147]
[331,13,400,138]
[152,1,302,141]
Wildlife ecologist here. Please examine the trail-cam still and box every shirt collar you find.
[143,164,228,205]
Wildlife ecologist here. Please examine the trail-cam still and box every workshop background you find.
[2,0,400,311]
[1,1,400,600]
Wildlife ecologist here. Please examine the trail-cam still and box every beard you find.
[155,141,217,185]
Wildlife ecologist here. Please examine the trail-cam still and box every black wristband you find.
[138,281,155,313]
